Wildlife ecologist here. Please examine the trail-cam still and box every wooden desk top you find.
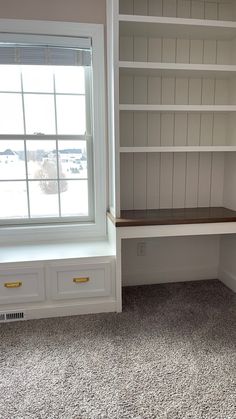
[107,207,236,227]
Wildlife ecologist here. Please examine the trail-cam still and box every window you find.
[0,21,106,242]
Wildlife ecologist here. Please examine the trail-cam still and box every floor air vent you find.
[0,311,25,322]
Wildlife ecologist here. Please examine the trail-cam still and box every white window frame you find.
[0,19,106,244]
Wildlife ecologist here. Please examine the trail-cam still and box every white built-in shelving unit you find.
[107,0,236,301]
[107,0,236,215]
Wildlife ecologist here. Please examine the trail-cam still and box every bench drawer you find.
[0,267,45,305]
[50,262,113,300]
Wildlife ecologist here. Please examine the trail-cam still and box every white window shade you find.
[0,35,91,66]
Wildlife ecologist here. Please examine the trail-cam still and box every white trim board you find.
[218,268,236,293]
[123,266,218,286]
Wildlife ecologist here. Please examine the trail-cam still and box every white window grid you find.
[0,65,94,226]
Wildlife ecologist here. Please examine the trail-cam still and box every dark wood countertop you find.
[107,207,236,227]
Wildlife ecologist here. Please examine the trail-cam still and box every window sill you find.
[0,238,115,264]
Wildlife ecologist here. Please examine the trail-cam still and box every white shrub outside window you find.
[0,21,106,243]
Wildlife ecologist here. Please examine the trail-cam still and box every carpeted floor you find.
[0,279,235,419]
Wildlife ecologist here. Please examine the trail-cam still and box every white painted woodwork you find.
[0,266,45,305]
[49,261,113,300]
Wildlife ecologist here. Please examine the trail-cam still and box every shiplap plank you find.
[187,114,201,146]
[163,0,177,17]
[177,0,191,18]
[120,111,134,147]
[148,113,161,146]
[162,78,175,104]
[162,39,176,63]
[205,2,218,20]
[148,38,162,62]
[210,153,224,206]
[134,76,147,104]
[147,153,161,208]
[176,39,190,63]
[160,153,173,208]
[200,113,214,146]
[175,78,188,104]
[203,41,217,64]
[215,80,229,105]
[175,113,188,145]
[190,40,203,64]
[161,113,174,145]
[218,3,232,21]
[148,0,163,16]
[120,154,134,210]
[217,41,231,65]
[120,75,133,104]
[120,36,133,61]
[185,153,199,207]
[134,37,148,62]
[173,153,186,208]
[148,77,161,104]
[134,112,148,146]
[189,79,202,104]
[133,0,148,15]
[133,153,147,209]
[213,114,226,146]
[202,79,215,105]
[198,153,212,207]
[191,1,205,19]
[119,0,134,14]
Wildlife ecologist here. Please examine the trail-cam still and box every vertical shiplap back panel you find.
[119,0,234,22]
[148,113,161,146]
[160,153,174,208]
[147,153,161,208]
[120,111,134,147]
[134,112,148,146]
[198,153,212,207]
[173,153,187,207]
[133,154,147,208]
[120,154,134,209]
[185,153,199,207]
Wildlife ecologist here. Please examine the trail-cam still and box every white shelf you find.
[120,104,236,112]
[120,146,236,153]
[119,62,236,78]
[0,240,115,264]
[119,15,236,40]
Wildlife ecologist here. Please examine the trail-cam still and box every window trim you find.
[0,19,106,244]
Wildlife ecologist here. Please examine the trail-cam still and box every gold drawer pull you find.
[73,277,90,284]
[4,281,22,289]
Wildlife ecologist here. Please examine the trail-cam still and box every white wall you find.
[122,235,220,285]
[0,0,106,24]
[219,235,236,292]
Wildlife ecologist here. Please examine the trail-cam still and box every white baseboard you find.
[0,300,117,322]
[123,266,218,286]
[218,268,236,293]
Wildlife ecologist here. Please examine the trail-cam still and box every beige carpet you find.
[0,279,235,419]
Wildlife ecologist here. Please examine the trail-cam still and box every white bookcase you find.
[107,0,236,304]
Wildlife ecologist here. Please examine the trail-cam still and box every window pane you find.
[24,94,56,134]
[60,180,88,216]
[22,65,54,92]
[56,95,86,135]
[0,181,28,219]
[58,141,87,179]
[26,140,57,179]
[54,66,85,94]
[0,65,21,91]
[28,181,59,218]
[0,140,26,179]
[0,93,24,134]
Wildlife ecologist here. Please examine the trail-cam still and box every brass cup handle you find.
[4,281,22,289]
[73,277,90,284]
